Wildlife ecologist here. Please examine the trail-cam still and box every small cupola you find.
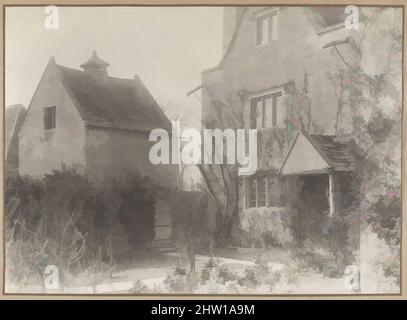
[80,51,109,78]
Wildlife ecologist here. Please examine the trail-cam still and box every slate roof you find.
[278,131,358,175]
[57,64,172,132]
[308,134,358,171]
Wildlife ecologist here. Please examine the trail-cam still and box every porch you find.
[278,131,358,218]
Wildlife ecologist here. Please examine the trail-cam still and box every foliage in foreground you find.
[5,169,158,291]
[159,257,298,294]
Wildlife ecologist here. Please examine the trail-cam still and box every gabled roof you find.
[278,131,358,175]
[308,134,358,171]
[56,63,171,132]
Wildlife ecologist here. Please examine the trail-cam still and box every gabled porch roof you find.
[278,131,358,176]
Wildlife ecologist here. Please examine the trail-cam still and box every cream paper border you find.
[0,0,405,300]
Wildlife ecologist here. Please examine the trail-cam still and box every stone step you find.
[148,239,178,252]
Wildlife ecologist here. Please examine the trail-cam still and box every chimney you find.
[80,51,109,78]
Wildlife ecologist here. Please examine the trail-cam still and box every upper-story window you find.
[250,91,284,129]
[255,11,278,46]
[44,106,56,130]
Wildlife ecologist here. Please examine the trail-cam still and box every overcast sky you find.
[5,6,223,127]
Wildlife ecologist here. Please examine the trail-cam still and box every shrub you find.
[217,264,238,283]
[163,266,200,293]
[162,257,298,294]
[359,225,399,293]
[240,207,293,248]
[295,239,339,277]
[5,168,160,291]
[360,193,401,285]
[129,279,150,294]
[367,195,401,246]
[200,256,219,282]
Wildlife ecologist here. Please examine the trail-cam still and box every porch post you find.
[328,174,335,217]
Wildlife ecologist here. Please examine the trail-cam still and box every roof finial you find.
[80,51,109,78]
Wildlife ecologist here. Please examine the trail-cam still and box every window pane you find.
[275,94,285,128]
[44,106,56,130]
[268,15,273,42]
[256,18,263,46]
[257,179,266,207]
[255,99,263,129]
[261,18,268,45]
[44,110,48,129]
[51,107,56,128]
[249,179,257,208]
[250,100,257,129]
[270,14,278,41]
[252,93,284,129]
[264,96,273,128]
[256,16,268,46]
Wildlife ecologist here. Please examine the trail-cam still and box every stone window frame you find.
[254,8,279,47]
[249,89,283,130]
[246,175,288,209]
[247,177,268,209]
[44,106,56,130]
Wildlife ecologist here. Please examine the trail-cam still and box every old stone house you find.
[17,51,179,246]
[199,7,365,247]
